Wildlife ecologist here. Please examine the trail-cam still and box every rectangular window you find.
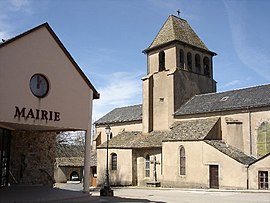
[145,155,150,177]
[258,171,268,190]
[111,154,117,171]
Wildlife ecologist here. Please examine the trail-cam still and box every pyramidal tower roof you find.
[145,15,211,53]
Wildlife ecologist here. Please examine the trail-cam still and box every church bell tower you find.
[142,15,217,133]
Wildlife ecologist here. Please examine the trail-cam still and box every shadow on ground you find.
[0,186,166,203]
[97,196,166,203]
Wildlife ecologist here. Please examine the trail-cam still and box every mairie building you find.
[95,15,270,190]
[0,23,99,192]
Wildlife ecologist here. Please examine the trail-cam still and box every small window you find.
[145,154,150,177]
[187,52,192,70]
[195,54,201,73]
[159,51,165,71]
[258,171,268,190]
[203,57,210,76]
[220,96,229,101]
[179,49,184,68]
[179,146,186,175]
[111,153,117,170]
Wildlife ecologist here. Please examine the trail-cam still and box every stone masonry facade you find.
[10,131,56,186]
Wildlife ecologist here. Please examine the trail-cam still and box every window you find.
[159,51,165,71]
[145,154,150,177]
[179,146,186,175]
[195,54,201,73]
[187,52,192,70]
[109,132,113,139]
[111,153,117,170]
[258,171,268,190]
[179,49,184,68]
[257,121,270,157]
[203,57,210,76]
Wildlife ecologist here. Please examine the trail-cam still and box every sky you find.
[1,0,270,121]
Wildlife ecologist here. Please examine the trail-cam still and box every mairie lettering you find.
[14,106,60,121]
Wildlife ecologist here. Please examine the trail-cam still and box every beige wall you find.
[97,148,133,186]
[249,155,270,190]
[0,26,94,131]
[162,141,248,189]
[135,148,162,186]
[143,44,215,133]
[174,108,270,157]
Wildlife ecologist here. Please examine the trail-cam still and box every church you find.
[95,15,270,190]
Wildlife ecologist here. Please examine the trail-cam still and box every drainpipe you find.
[247,107,252,155]
[246,164,250,190]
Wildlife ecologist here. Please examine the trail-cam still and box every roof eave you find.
[143,40,217,56]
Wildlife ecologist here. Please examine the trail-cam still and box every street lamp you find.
[100,125,114,196]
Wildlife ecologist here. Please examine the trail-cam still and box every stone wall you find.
[10,131,56,186]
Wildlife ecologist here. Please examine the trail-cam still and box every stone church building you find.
[95,15,270,190]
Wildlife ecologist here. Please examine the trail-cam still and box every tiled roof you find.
[163,117,219,141]
[95,104,142,125]
[175,84,270,116]
[55,144,97,166]
[55,157,84,167]
[56,144,84,157]
[204,140,256,165]
[145,15,210,52]
[98,131,170,149]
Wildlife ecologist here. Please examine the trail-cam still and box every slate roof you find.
[164,117,219,141]
[95,104,142,125]
[144,15,212,53]
[98,131,170,149]
[204,140,256,165]
[175,84,270,116]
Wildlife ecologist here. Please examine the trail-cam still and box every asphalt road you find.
[56,183,270,203]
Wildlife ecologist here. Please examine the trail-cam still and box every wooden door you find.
[209,165,219,189]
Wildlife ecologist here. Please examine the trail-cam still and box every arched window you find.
[187,52,192,70]
[179,49,184,68]
[109,132,113,139]
[111,153,117,170]
[179,146,186,175]
[195,54,201,73]
[159,51,165,71]
[145,154,150,177]
[203,57,210,76]
[257,122,270,157]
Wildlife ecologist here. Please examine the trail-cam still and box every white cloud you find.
[221,80,241,88]
[93,71,143,120]
[0,0,32,39]
[9,0,30,11]
[224,1,270,81]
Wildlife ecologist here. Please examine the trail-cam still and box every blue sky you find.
[1,0,270,120]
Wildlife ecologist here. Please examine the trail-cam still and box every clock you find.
[30,74,49,98]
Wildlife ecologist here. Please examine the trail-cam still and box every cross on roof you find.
[177,9,181,17]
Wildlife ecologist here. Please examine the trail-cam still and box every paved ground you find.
[1,183,270,203]
[57,183,270,203]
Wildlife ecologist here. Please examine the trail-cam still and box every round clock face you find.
[30,74,49,98]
